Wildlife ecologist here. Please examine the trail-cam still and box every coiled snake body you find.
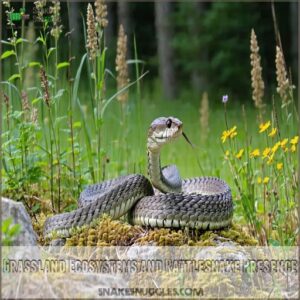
[44,117,233,238]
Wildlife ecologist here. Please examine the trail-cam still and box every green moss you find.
[60,216,258,246]
[65,215,144,246]
[136,228,189,246]
[218,223,258,245]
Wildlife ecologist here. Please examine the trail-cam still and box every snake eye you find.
[166,118,172,128]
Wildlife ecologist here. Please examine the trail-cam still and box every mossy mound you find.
[136,228,191,246]
[32,212,48,245]
[61,215,258,246]
[65,215,145,246]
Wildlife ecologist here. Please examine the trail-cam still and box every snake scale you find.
[44,117,233,238]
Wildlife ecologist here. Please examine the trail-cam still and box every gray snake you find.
[44,117,233,238]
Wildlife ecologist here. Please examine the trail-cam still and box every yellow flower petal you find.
[221,126,237,143]
[221,130,229,143]
[263,177,269,184]
[291,145,297,153]
[262,147,271,158]
[290,136,299,145]
[250,149,260,158]
[257,177,262,184]
[267,152,275,165]
[268,127,277,137]
[280,138,288,148]
[235,149,244,159]
[230,131,237,138]
[276,163,283,170]
[229,126,237,134]
[272,142,281,153]
[259,121,271,133]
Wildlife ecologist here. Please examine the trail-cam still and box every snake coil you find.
[44,117,233,238]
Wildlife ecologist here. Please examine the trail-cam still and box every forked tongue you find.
[182,132,195,148]
[182,131,204,175]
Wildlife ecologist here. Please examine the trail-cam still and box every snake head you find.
[147,116,183,151]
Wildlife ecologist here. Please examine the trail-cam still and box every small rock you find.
[2,197,38,246]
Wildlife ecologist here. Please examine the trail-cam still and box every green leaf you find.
[73,121,81,128]
[57,62,70,70]
[77,97,95,181]
[72,54,87,108]
[8,74,21,82]
[28,61,41,68]
[47,47,56,59]
[36,36,45,45]
[32,98,41,104]
[127,59,145,65]
[54,116,68,125]
[101,71,149,118]
[53,89,65,99]
[1,40,12,45]
[2,218,12,233]
[1,50,16,60]
[32,204,40,213]
[8,224,21,237]
[11,110,24,119]
[16,38,29,45]
[60,128,71,133]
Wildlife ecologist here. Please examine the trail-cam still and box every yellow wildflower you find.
[230,131,237,138]
[263,177,269,184]
[257,177,262,184]
[221,126,237,143]
[262,147,271,158]
[280,138,288,148]
[268,127,277,137]
[250,149,260,158]
[229,126,237,138]
[276,163,283,170]
[259,121,271,133]
[224,150,230,159]
[221,131,229,143]
[267,152,275,165]
[291,145,296,153]
[290,136,299,145]
[271,141,281,153]
[235,149,244,159]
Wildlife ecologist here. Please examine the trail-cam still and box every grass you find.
[1,0,298,246]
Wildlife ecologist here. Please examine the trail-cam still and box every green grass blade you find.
[76,97,95,182]
[72,53,87,109]
[101,71,149,118]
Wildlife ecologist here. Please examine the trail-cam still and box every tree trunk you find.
[191,2,207,93]
[290,2,298,83]
[105,2,115,50]
[68,2,80,58]
[155,2,177,100]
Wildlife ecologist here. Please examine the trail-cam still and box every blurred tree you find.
[173,2,281,100]
[173,2,208,93]
[105,2,115,50]
[117,1,131,58]
[155,1,177,99]
[67,1,81,71]
[289,2,298,83]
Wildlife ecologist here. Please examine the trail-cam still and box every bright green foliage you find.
[2,110,43,203]
[2,218,22,246]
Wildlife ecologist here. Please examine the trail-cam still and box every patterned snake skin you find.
[44,117,233,238]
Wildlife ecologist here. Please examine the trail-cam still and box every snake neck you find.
[147,143,182,194]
